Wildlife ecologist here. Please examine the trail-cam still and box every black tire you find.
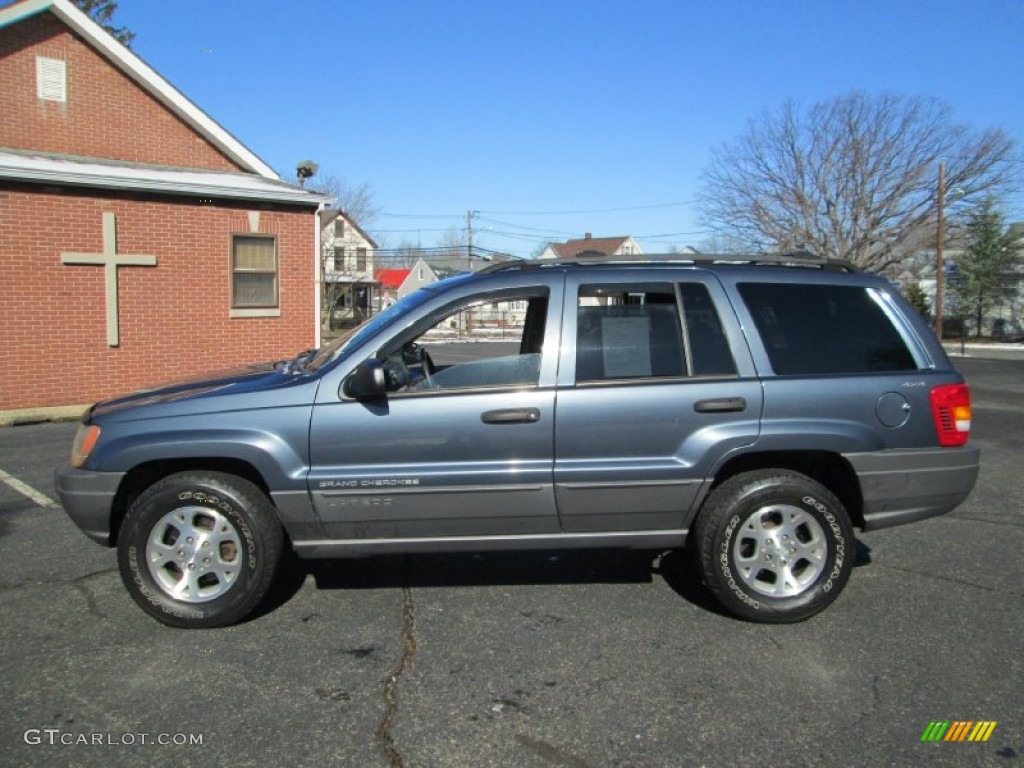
[694,470,854,623]
[117,471,284,628]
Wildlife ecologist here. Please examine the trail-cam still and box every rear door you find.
[553,270,763,532]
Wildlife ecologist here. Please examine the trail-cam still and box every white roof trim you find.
[0,0,280,179]
[0,151,328,205]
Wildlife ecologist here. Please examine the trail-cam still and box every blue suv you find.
[55,255,980,627]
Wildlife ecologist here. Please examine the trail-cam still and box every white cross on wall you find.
[61,212,157,347]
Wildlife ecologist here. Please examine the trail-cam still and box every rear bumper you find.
[844,446,981,531]
[53,464,125,546]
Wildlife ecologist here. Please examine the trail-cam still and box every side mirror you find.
[342,359,387,399]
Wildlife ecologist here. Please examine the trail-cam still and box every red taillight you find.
[930,384,971,447]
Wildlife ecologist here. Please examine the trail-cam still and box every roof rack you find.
[479,251,858,274]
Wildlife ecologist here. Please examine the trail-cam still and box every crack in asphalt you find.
[375,586,417,768]
[947,514,1024,529]
[71,579,106,619]
[873,562,1024,599]
[0,568,117,619]
[0,567,117,592]
[515,734,591,767]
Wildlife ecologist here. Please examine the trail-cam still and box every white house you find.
[319,209,379,328]
[539,233,642,260]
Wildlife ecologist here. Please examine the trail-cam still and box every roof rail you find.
[479,251,858,274]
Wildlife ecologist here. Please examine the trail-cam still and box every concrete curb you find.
[0,405,90,428]
[943,342,1024,361]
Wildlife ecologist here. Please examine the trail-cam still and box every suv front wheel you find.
[117,471,284,628]
[695,470,854,623]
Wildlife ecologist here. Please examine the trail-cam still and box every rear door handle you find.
[481,408,541,424]
[694,397,747,413]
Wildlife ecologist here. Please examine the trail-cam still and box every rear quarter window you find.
[738,282,917,375]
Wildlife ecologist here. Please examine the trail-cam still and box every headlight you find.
[70,424,101,468]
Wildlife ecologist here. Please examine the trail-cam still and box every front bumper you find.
[53,464,126,546]
[844,446,981,531]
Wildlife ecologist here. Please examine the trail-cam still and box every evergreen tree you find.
[72,0,134,48]
[902,283,931,323]
[947,199,1022,337]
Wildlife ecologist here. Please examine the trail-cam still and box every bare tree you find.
[387,241,423,268]
[308,175,381,228]
[436,227,474,271]
[696,232,749,255]
[437,226,467,251]
[699,92,1017,271]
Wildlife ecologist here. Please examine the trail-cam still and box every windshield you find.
[305,288,437,372]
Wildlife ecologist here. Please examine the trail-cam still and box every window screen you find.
[232,236,278,308]
[739,283,916,374]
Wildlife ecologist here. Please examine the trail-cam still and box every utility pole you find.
[935,161,946,341]
[466,210,475,270]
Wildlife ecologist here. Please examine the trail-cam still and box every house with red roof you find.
[538,233,642,260]
[375,267,412,305]
[0,0,327,415]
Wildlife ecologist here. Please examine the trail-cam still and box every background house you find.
[319,209,378,330]
[375,267,412,305]
[538,233,642,260]
[396,258,461,297]
[0,0,325,413]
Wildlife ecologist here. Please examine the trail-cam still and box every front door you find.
[308,285,561,540]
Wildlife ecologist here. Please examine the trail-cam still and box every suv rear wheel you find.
[695,470,854,622]
[117,471,283,628]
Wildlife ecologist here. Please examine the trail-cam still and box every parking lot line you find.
[0,467,57,508]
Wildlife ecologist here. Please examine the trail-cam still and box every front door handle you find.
[481,408,541,424]
[694,397,747,413]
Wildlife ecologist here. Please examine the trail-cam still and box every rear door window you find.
[575,282,736,382]
[738,283,917,374]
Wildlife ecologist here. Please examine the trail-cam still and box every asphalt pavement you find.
[0,358,1020,767]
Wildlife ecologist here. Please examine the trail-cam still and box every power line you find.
[477,200,697,216]
[376,212,464,219]
[475,216,582,237]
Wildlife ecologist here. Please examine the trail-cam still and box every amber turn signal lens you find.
[70,424,101,468]
[929,384,971,447]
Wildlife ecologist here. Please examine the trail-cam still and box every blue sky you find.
[113,0,1022,256]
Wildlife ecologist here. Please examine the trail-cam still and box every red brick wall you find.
[0,185,317,410]
[0,11,242,171]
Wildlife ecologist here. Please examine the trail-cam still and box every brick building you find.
[0,0,326,414]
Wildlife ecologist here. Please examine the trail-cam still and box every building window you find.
[356,247,367,271]
[36,56,66,102]
[334,219,345,238]
[333,246,345,271]
[231,235,278,308]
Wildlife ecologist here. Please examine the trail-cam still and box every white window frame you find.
[229,234,281,318]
